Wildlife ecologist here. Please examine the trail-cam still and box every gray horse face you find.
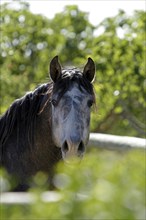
[51,83,94,161]
[49,56,95,162]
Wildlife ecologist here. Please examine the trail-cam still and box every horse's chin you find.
[62,155,83,165]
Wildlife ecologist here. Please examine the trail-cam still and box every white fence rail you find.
[88,133,145,150]
[1,191,62,204]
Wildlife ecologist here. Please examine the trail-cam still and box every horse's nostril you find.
[62,141,69,153]
[78,141,85,153]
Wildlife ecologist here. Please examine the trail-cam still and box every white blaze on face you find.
[51,83,93,149]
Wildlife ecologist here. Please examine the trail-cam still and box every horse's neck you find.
[30,104,62,170]
[35,104,53,145]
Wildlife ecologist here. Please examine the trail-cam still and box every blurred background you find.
[0,1,145,219]
[0,0,145,137]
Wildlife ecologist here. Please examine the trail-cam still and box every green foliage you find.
[48,5,94,62]
[0,2,145,136]
[91,10,145,137]
[1,150,145,219]
[0,4,145,219]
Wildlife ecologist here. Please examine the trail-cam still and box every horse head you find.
[50,56,95,162]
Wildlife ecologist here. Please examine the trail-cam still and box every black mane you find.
[0,83,52,151]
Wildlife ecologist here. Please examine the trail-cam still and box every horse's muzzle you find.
[61,140,85,162]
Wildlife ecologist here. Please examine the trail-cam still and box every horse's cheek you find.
[51,115,62,146]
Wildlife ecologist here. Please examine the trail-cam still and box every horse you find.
[0,56,96,191]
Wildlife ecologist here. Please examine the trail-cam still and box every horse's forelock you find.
[52,68,95,104]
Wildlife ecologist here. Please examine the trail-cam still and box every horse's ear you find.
[50,56,62,82]
[83,57,95,83]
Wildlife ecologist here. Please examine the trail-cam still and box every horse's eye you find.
[51,99,57,107]
[87,100,93,108]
